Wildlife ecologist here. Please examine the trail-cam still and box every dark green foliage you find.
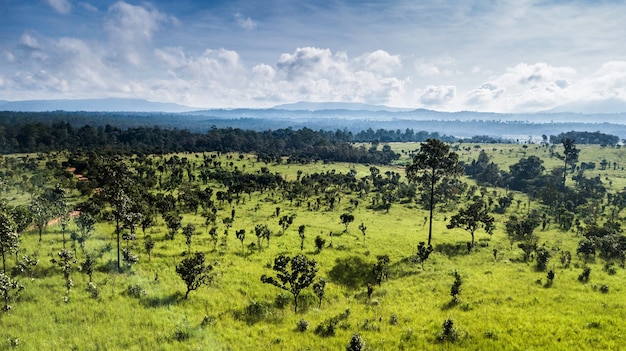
[313,278,326,308]
[546,270,555,287]
[125,284,146,299]
[298,225,306,251]
[261,254,318,313]
[599,284,609,293]
[372,255,390,286]
[560,251,572,268]
[447,200,494,247]
[578,266,591,283]
[314,235,326,253]
[183,223,196,253]
[80,254,95,283]
[536,247,551,271]
[416,241,433,269]
[450,271,462,303]
[296,318,309,332]
[0,273,23,313]
[506,213,541,261]
[439,318,459,342]
[176,252,214,299]
[340,213,355,232]
[0,211,18,274]
[144,236,155,261]
[346,333,365,351]
[406,139,462,246]
[314,309,351,337]
[57,249,76,293]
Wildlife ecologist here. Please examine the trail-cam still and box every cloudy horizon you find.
[2,0,626,113]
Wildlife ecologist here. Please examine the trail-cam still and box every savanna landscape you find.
[1,125,625,350]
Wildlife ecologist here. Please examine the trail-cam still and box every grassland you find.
[1,143,626,350]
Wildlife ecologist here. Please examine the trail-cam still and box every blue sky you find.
[2,0,626,112]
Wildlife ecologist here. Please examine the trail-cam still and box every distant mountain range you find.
[0,98,196,113]
[2,97,626,126]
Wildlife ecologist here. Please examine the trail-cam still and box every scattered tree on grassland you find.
[447,200,494,248]
[406,139,462,246]
[176,252,214,299]
[261,253,318,313]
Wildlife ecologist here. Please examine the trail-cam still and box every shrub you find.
[346,333,365,351]
[450,271,463,303]
[599,284,609,294]
[536,247,551,271]
[315,235,326,252]
[296,318,309,332]
[125,284,146,299]
[578,267,591,283]
[439,318,459,342]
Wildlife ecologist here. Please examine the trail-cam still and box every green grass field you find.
[1,144,626,350]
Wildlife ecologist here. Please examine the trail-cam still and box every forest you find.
[0,120,625,349]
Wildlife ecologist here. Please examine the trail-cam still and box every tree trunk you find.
[428,171,435,246]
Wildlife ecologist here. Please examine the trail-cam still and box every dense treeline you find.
[0,122,399,164]
[549,131,620,145]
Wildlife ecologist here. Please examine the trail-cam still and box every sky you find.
[2,0,626,112]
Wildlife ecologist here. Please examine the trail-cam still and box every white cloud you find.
[104,1,173,66]
[460,62,577,112]
[235,13,257,31]
[419,85,456,105]
[47,0,71,15]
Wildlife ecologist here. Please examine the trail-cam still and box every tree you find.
[447,201,494,247]
[164,212,182,240]
[176,252,214,299]
[406,139,462,246]
[144,236,155,261]
[80,254,95,283]
[313,278,326,308]
[556,138,579,187]
[261,253,318,313]
[298,225,306,251]
[0,273,23,313]
[279,214,296,235]
[372,255,390,286]
[358,222,367,244]
[340,213,355,232]
[505,213,541,261]
[0,211,17,274]
[182,223,196,253]
[236,229,246,253]
[30,197,51,242]
[450,270,462,304]
[416,241,433,269]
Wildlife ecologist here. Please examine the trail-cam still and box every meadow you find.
[1,142,626,350]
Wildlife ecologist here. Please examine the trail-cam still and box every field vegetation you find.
[1,130,626,350]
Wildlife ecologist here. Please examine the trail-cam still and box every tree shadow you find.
[328,256,374,289]
[140,292,183,308]
[434,242,470,258]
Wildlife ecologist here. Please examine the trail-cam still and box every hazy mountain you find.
[547,98,626,114]
[0,98,197,113]
[273,101,414,112]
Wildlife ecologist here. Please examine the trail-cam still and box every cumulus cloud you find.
[461,62,577,112]
[104,1,174,65]
[47,0,71,14]
[415,56,457,77]
[235,13,257,31]
[419,85,456,105]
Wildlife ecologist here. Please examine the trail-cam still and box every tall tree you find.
[447,201,495,247]
[176,252,214,299]
[557,138,579,187]
[406,139,462,246]
[261,253,318,312]
[0,211,17,274]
